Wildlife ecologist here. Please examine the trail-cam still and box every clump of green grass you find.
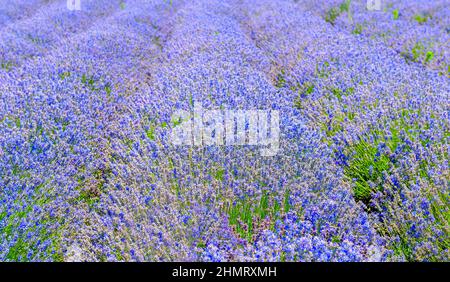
[352,23,363,35]
[145,125,156,140]
[72,167,111,209]
[81,73,114,95]
[331,87,345,100]
[411,42,424,61]
[81,74,97,90]
[343,139,391,204]
[413,14,430,24]
[292,81,315,99]
[325,7,341,25]
[325,0,352,25]
[214,168,225,182]
[402,42,434,65]
[342,109,439,206]
[275,70,287,88]
[227,191,290,241]
[316,60,331,78]
[104,83,112,96]
[333,107,449,260]
[1,61,14,71]
[425,51,434,63]
[293,81,315,109]
[339,0,351,13]
[59,71,71,80]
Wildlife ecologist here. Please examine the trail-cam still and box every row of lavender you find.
[235,0,448,261]
[129,0,385,261]
[0,0,57,25]
[0,0,176,261]
[0,0,123,72]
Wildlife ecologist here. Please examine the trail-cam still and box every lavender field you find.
[0,0,449,262]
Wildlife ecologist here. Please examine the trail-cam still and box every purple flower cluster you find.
[0,0,448,261]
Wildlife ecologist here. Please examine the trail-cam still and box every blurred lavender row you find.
[296,0,449,74]
[0,0,448,261]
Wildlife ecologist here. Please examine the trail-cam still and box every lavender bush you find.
[0,0,448,262]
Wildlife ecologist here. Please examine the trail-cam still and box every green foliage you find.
[145,125,156,140]
[413,14,430,24]
[14,117,21,128]
[171,114,185,127]
[1,61,13,71]
[292,81,315,97]
[293,81,315,109]
[214,169,225,182]
[392,9,399,20]
[342,108,445,210]
[411,42,424,61]
[343,139,391,203]
[104,83,112,95]
[325,7,340,25]
[71,168,111,209]
[227,191,290,241]
[275,70,286,88]
[59,71,71,80]
[425,51,434,63]
[283,190,291,214]
[352,24,363,35]
[403,42,434,65]
[317,60,331,78]
[81,74,98,91]
[339,0,351,13]
[325,1,352,25]
[331,87,344,100]
[1,181,63,261]
[392,233,414,261]
[75,189,100,207]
